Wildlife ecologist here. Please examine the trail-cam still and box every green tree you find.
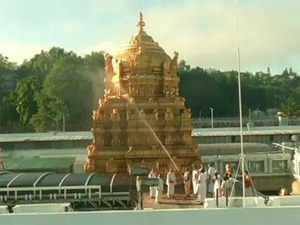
[0,91,19,131]
[30,92,66,132]
[0,54,16,73]
[0,54,20,131]
[17,47,74,80]
[31,54,95,131]
[15,75,42,125]
[281,96,299,117]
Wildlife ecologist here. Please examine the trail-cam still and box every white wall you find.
[1,207,300,225]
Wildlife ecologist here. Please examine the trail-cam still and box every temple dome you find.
[132,30,154,43]
[114,13,171,69]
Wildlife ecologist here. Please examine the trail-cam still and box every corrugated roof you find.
[198,143,272,155]
[3,157,75,172]
[0,172,130,192]
[0,131,92,143]
[193,125,300,136]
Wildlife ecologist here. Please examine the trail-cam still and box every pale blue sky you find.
[1,0,299,74]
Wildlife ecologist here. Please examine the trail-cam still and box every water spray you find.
[113,86,180,172]
[120,92,180,172]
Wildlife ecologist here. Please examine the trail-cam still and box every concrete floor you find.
[143,193,204,209]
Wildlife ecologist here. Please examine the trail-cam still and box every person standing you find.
[213,172,222,198]
[155,174,164,203]
[222,164,233,197]
[244,170,254,196]
[207,163,216,196]
[0,148,4,171]
[192,164,198,195]
[223,164,232,180]
[136,176,143,210]
[148,168,157,199]
[197,167,207,204]
[183,167,191,199]
[166,168,176,199]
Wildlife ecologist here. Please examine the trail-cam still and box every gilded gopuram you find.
[85,13,199,173]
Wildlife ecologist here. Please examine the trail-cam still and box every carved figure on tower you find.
[104,53,114,96]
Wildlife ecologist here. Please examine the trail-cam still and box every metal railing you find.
[0,185,101,202]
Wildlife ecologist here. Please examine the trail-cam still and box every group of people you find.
[189,163,217,203]
[147,163,254,204]
[189,163,255,202]
[148,168,177,202]
[181,163,221,203]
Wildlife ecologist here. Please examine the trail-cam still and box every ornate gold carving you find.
[165,108,174,121]
[84,158,95,172]
[172,51,179,65]
[111,109,120,121]
[105,53,114,78]
[85,13,198,173]
[154,109,159,120]
[87,144,96,155]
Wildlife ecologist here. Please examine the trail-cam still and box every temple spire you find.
[137,12,145,33]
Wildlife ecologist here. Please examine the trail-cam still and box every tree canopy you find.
[178,60,300,118]
[0,50,299,132]
[0,48,105,132]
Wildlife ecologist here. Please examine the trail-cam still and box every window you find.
[272,160,288,173]
[248,160,265,173]
[231,136,236,143]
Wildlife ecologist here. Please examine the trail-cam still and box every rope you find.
[227,156,269,207]
[228,157,241,206]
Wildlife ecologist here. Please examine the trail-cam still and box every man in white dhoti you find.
[148,168,157,199]
[183,167,191,199]
[197,167,207,204]
[155,174,164,203]
[207,163,216,196]
[166,168,176,199]
[213,172,222,198]
[192,164,198,195]
[136,176,143,209]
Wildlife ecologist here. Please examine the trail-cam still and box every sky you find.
[0,0,299,74]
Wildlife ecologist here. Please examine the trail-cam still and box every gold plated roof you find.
[115,12,170,65]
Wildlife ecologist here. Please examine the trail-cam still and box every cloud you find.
[1,0,299,74]
[0,42,51,64]
[144,0,300,74]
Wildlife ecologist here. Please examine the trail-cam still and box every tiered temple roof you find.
[85,13,199,173]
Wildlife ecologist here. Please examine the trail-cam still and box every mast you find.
[237,48,246,208]
[235,0,245,208]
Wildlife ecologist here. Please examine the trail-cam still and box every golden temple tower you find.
[85,13,199,173]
